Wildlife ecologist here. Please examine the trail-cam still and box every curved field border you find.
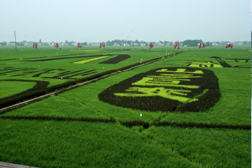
[0,80,49,107]
[0,51,184,114]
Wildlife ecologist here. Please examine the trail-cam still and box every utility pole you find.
[14,31,17,50]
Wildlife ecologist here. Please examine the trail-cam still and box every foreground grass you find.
[0,119,250,168]
[0,120,200,168]
[144,126,251,168]
[4,47,250,125]
[0,81,36,99]
[0,46,250,167]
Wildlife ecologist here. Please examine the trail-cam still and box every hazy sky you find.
[0,0,250,42]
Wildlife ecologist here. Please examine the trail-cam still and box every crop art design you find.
[99,67,220,112]
[0,79,49,107]
[187,61,223,68]
[99,55,130,64]
[187,57,250,68]
[73,56,109,64]
[224,58,251,68]
[210,56,231,67]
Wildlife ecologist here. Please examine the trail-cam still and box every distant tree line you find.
[183,39,202,46]
[182,40,212,46]
[0,42,7,46]
[106,40,147,46]
[0,39,250,46]
[105,40,173,46]
[65,40,88,46]
[182,39,251,46]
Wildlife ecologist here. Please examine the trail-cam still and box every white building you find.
[24,42,34,46]
[140,43,146,47]
[71,42,77,46]
[7,42,16,46]
[113,43,120,46]
[89,42,100,46]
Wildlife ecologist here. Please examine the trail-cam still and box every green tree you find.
[183,39,202,46]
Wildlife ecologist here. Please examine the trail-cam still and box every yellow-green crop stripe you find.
[74,56,109,64]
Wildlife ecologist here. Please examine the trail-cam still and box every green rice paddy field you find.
[0,46,250,168]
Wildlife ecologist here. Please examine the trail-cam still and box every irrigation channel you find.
[0,51,184,114]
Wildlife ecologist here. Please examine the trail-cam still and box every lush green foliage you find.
[0,46,173,100]
[183,39,202,46]
[144,126,250,168]
[0,45,250,168]
[0,81,35,98]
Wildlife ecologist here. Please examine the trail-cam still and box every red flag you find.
[199,43,202,49]
[174,42,180,49]
[149,43,154,49]
[55,43,59,49]
[174,42,177,49]
[77,43,82,49]
[225,43,233,49]
[33,43,38,49]
[99,43,106,49]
